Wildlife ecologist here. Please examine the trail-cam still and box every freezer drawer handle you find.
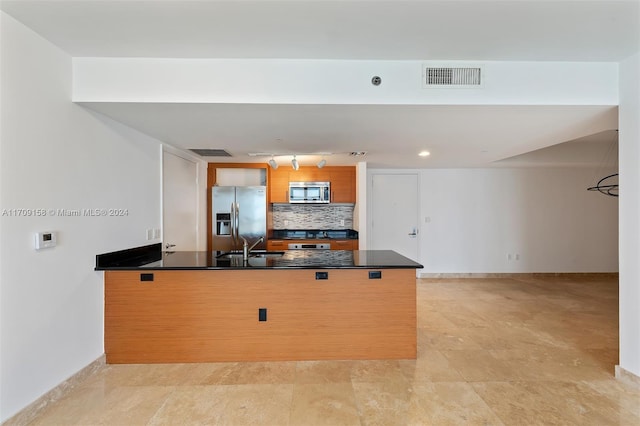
[369,271,382,279]
[140,273,154,282]
[315,272,329,280]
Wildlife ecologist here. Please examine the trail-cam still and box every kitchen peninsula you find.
[96,244,422,364]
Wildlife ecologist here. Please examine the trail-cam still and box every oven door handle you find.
[287,243,332,250]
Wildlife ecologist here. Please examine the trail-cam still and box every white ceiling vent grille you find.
[423,64,483,88]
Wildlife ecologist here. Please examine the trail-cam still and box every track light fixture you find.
[268,156,278,170]
[253,152,335,169]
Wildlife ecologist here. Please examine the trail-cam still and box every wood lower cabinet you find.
[267,239,286,251]
[104,269,416,363]
[331,239,359,250]
[267,239,358,250]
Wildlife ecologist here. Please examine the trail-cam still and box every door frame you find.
[161,145,207,250]
[367,170,422,267]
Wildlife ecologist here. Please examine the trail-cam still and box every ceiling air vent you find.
[189,149,232,157]
[423,64,483,88]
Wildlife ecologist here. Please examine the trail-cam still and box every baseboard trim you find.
[615,365,640,389]
[3,355,106,426]
[418,272,619,279]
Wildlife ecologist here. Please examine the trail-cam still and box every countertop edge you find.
[95,264,423,271]
[95,246,423,271]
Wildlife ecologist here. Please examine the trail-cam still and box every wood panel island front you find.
[96,244,423,364]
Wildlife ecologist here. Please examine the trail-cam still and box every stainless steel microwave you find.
[289,181,330,203]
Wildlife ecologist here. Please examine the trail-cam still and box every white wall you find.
[0,13,163,421]
[72,58,618,105]
[618,52,640,379]
[355,162,367,248]
[368,167,618,274]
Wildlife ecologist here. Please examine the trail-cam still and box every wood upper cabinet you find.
[268,168,290,203]
[329,168,356,203]
[290,168,330,183]
[268,165,356,204]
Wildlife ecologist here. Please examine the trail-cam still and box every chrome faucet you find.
[240,236,265,261]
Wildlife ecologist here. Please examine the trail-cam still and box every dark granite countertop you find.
[95,244,422,270]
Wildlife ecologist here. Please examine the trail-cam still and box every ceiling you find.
[3,1,638,61]
[2,0,637,168]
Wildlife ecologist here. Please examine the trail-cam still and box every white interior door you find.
[162,150,198,251]
[370,173,420,262]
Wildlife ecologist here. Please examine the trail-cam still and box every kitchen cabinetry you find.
[267,239,286,251]
[268,170,290,203]
[330,167,355,203]
[331,239,359,250]
[267,239,358,250]
[268,166,356,203]
[104,268,416,363]
[291,168,331,183]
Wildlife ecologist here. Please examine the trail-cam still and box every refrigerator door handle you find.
[234,202,240,250]
[230,202,236,249]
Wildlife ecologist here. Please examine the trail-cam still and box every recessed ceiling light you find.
[419,151,431,157]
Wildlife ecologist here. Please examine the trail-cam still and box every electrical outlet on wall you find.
[340,220,345,226]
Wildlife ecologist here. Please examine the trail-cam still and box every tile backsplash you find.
[273,204,354,229]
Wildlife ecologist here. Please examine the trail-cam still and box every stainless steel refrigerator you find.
[212,186,267,252]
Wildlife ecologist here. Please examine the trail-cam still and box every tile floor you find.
[16,276,640,425]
